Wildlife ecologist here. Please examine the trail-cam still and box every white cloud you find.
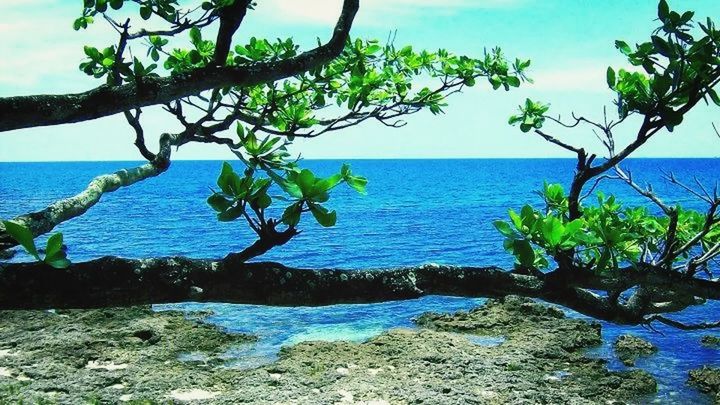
[253,0,523,26]
[529,62,644,93]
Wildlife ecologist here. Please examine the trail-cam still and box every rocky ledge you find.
[702,336,720,348]
[0,296,657,404]
[689,366,720,404]
[613,335,658,367]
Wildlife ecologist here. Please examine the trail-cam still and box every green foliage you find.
[510,1,720,133]
[608,0,720,131]
[208,156,366,230]
[494,184,720,273]
[1,221,71,269]
[508,99,550,132]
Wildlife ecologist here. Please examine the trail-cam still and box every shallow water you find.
[2,158,719,403]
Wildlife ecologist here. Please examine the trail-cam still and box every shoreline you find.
[0,296,695,404]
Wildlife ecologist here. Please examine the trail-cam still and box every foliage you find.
[1,221,70,269]
[499,0,720,278]
[64,0,529,254]
[495,184,720,273]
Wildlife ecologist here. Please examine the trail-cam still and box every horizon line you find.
[0,156,719,164]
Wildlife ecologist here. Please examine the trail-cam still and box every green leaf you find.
[615,40,632,56]
[512,239,535,267]
[45,257,71,269]
[189,27,202,45]
[542,216,564,246]
[282,203,302,227]
[217,205,245,222]
[708,88,720,107]
[346,176,368,194]
[658,0,669,20]
[606,67,616,89]
[309,204,337,227]
[295,169,315,196]
[45,233,64,260]
[2,220,39,259]
[256,193,272,209]
[207,193,233,212]
[140,5,152,20]
[493,220,515,238]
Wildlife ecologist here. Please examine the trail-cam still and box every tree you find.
[0,0,528,255]
[1,1,719,332]
[0,0,529,305]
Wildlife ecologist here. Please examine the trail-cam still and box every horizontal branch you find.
[0,0,359,133]
[3,255,718,329]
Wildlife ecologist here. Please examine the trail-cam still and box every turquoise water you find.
[2,158,719,403]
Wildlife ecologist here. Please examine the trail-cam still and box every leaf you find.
[346,176,368,194]
[189,27,202,45]
[651,35,674,57]
[309,204,337,227]
[217,205,245,222]
[139,5,152,20]
[542,216,564,246]
[606,67,616,89]
[45,257,71,269]
[295,169,316,196]
[493,220,515,238]
[708,88,720,107]
[281,203,302,227]
[45,233,64,260]
[615,40,632,56]
[512,239,535,267]
[207,193,233,212]
[658,0,669,20]
[2,220,39,259]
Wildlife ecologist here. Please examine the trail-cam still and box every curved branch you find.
[0,134,175,250]
[0,0,359,133]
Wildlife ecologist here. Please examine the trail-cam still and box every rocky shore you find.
[0,297,660,404]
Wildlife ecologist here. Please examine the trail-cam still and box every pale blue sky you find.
[1,0,719,161]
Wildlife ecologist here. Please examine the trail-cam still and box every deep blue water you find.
[1,159,719,403]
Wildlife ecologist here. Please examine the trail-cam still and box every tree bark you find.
[3,255,716,327]
[0,0,359,133]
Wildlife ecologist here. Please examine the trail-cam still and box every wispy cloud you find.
[529,62,643,93]
[253,0,523,26]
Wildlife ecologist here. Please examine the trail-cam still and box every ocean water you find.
[1,158,719,403]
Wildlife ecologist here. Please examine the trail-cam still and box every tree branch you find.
[0,0,359,133]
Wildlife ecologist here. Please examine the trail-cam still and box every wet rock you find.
[0,306,252,404]
[689,366,720,403]
[702,336,720,348]
[614,335,657,366]
[0,297,657,404]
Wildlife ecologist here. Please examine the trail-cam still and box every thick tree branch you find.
[0,0,359,133]
[1,257,718,330]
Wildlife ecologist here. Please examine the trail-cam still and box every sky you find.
[1,0,719,161]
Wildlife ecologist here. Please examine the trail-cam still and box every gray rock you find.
[614,334,657,367]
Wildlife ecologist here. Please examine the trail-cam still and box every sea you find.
[1,158,719,403]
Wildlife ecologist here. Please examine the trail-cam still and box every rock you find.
[689,366,720,397]
[132,329,161,345]
[168,388,220,402]
[0,297,657,404]
[614,335,657,366]
[85,361,128,371]
[702,335,720,348]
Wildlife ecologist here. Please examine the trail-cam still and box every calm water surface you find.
[1,158,719,403]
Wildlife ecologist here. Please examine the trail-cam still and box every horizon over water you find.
[2,158,719,403]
